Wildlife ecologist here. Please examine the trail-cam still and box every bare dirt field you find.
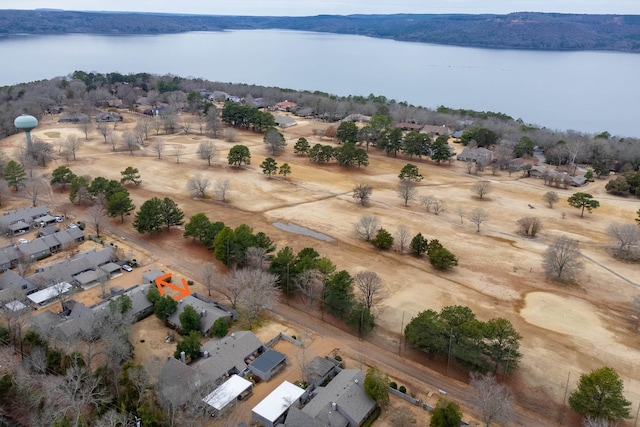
[3,110,640,425]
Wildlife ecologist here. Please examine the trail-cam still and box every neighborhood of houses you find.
[1,205,381,426]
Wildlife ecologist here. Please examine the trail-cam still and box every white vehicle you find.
[68,223,78,228]
[122,264,133,272]
[18,238,28,244]
[55,216,64,222]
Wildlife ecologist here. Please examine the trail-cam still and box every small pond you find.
[272,222,334,242]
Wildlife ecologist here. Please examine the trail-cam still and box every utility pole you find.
[446,327,453,376]
[398,311,405,355]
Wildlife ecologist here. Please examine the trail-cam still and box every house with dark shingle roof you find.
[285,369,377,427]
[157,331,265,411]
[166,294,233,336]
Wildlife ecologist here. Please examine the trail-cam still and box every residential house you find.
[248,349,287,381]
[166,294,233,336]
[456,147,493,164]
[0,206,50,234]
[420,124,452,136]
[342,114,370,123]
[157,331,264,411]
[286,369,377,427]
[95,112,122,122]
[58,113,89,123]
[0,246,20,271]
[252,381,305,427]
[273,101,298,111]
[274,115,297,128]
[396,122,423,132]
[193,331,264,386]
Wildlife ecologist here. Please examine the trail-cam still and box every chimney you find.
[180,351,186,364]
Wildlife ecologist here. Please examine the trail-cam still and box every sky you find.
[2,0,640,16]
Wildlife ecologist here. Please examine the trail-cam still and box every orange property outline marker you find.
[154,273,191,301]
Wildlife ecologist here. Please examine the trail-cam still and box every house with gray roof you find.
[157,331,264,411]
[194,331,264,386]
[166,294,233,336]
[274,115,297,128]
[286,369,377,427]
[457,147,493,164]
[0,207,50,234]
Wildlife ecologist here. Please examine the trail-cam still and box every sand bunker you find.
[520,291,606,338]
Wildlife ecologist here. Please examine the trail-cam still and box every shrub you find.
[389,381,398,389]
[399,385,407,394]
[187,280,194,286]
[211,318,229,338]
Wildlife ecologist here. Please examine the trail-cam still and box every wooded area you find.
[1,10,640,52]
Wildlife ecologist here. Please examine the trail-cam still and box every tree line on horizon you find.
[1,10,640,53]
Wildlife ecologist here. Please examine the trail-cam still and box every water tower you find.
[14,114,38,151]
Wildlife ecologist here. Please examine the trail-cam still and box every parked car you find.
[55,216,64,222]
[122,264,133,272]
[18,238,28,244]
[68,223,78,228]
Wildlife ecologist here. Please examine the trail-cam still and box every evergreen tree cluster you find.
[404,305,522,374]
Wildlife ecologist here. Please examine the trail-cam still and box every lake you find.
[0,30,639,137]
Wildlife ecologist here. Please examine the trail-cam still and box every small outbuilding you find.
[249,349,287,381]
[202,374,253,417]
[252,381,305,427]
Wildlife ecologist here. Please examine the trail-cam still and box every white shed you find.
[202,375,253,416]
[252,381,305,427]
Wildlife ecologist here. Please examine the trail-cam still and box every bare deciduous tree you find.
[215,178,230,201]
[354,270,387,312]
[352,183,373,206]
[456,205,465,224]
[198,140,218,166]
[0,180,8,208]
[607,222,640,258]
[469,207,490,232]
[432,199,446,215]
[135,116,153,141]
[64,134,81,161]
[473,180,493,199]
[468,372,514,427]
[152,139,165,159]
[237,269,280,329]
[53,363,110,426]
[187,173,211,198]
[121,132,138,155]
[224,127,238,142]
[543,235,583,282]
[420,195,435,213]
[394,224,411,253]
[200,262,218,297]
[96,121,112,144]
[78,117,92,141]
[397,180,417,206]
[294,268,325,308]
[181,121,192,134]
[543,190,560,208]
[245,247,268,270]
[354,215,380,242]
[87,203,108,238]
[23,175,43,207]
[173,145,184,164]
[517,217,543,237]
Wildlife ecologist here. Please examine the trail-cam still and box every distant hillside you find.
[1,10,640,52]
